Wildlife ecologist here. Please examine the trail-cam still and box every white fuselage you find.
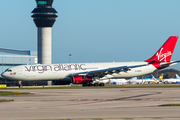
[163,78,180,83]
[110,79,128,84]
[1,36,179,83]
[2,62,157,81]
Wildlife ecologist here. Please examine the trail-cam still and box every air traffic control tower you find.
[31,0,58,64]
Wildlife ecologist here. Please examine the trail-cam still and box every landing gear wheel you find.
[19,84,23,88]
[94,83,99,87]
[82,83,88,87]
[99,83,105,86]
[88,83,94,86]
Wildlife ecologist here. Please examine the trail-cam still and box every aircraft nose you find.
[1,72,9,79]
[1,72,6,78]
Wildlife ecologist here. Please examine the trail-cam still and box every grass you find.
[1,84,180,89]
[0,91,31,96]
[27,84,180,89]
[0,99,14,102]
[0,91,30,103]
[159,104,180,106]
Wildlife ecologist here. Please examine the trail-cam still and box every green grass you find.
[0,91,31,96]
[0,99,14,102]
[30,84,180,89]
[159,104,180,106]
[1,84,180,89]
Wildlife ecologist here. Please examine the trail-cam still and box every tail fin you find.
[150,74,158,83]
[159,74,164,80]
[150,74,156,80]
[175,74,180,79]
[145,36,178,63]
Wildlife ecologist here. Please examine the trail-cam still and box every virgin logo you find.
[156,48,172,62]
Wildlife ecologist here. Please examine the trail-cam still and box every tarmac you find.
[0,87,180,120]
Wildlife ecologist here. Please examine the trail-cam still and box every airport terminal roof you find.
[0,48,30,55]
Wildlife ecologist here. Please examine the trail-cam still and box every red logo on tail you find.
[156,48,172,62]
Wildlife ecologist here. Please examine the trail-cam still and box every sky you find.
[0,0,180,70]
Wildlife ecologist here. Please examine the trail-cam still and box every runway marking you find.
[133,99,172,101]
[71,99,110,101]
[31,117,180,120]
[71,92,162,101]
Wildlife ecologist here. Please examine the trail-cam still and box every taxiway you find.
[0,88,180,120]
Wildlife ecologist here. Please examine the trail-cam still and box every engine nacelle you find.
[72,75,93,84]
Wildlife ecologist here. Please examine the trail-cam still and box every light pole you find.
[69,54,72,63]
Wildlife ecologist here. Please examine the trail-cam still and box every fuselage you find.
[163,78,180,83]
[1,61,157,81]
[1,36,179,84]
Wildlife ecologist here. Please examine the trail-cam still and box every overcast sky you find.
[0,0,180,70]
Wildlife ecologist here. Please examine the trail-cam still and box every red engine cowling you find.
[72,75,93,84]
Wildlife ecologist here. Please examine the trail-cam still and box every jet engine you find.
[72,75,93,84]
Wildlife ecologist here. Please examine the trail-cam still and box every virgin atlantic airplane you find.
[1,36,180,86]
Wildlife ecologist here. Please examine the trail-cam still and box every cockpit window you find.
[5,69,12,72]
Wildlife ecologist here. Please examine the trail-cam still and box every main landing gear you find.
[82,82,105,87]
[18,81,23,88]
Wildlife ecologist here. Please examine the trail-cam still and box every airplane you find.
[163,78,180,84]
[110,78,127,85]
[149,74,159,83]
[1,36,180,87]
[143,74,164,80]
[128,74,160,84]
[95,78,128,85]
[163,74,180,84]
[127,77,141,84]
[159,74,164,80]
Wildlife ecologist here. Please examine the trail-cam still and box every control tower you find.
[31,0,58,64]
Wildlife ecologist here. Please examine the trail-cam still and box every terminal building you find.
[0,48,41,86]
[0,48,71,86]
[0,48,37,74]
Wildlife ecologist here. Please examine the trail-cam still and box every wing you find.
[73,64,146,78]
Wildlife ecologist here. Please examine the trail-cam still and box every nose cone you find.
[1,72,7,78]
[1,72,15,80]
[1,72,5,77]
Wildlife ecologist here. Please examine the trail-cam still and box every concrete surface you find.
[0,88,180,120]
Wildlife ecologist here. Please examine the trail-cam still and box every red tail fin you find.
[145,36,178,63]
